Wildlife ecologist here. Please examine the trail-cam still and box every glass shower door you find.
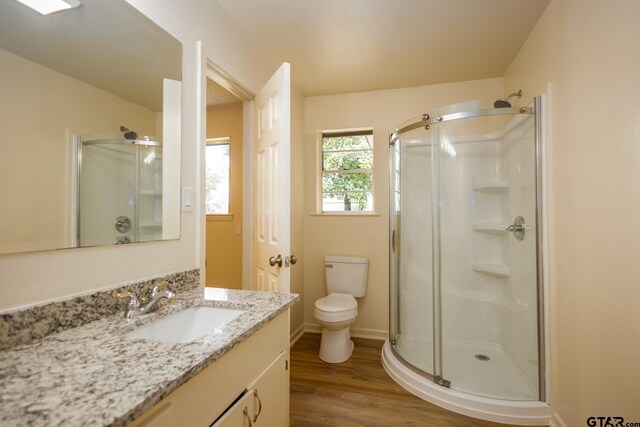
[79,143,137,246]
[389,125,436,377]
[436,112,539,400]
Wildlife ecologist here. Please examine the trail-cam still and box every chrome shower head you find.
[120,125,138,141]
[493,90,523,108]
[493,99,512,108]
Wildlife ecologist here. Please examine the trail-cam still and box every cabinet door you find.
[211,391,253,427]
[248,350,289,427]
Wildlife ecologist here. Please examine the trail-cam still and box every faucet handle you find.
[116,291,139,307]
[152,281,171,297]
[116,291,131,299]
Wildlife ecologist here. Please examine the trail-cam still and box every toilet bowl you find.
[314,293,358,363]
[314,255,368,363]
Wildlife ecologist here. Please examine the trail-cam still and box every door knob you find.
[290,255,298,265]
[269,255,283,267]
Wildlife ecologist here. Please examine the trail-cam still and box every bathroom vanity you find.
[129,309,289,426]
[0,284,298,427]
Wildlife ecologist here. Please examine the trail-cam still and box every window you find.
[320,129,374,213]
[205,138,230,214]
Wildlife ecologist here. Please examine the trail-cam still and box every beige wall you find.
[303,78,503,336]
[0,47,157,254]
[289,86,305,338]
[504,0,640,424]
[0,0,275,311]
[205,105,243,289]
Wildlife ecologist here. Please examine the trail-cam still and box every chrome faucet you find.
[116,281,176,319]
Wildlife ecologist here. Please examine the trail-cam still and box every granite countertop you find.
[0,288,298,427]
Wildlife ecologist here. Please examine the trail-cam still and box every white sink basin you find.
[127,306,246,343]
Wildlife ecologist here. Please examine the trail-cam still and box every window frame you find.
[317,128,375,215]
[205,137,232,219]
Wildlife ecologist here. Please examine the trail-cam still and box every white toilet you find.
[314,255,368,363]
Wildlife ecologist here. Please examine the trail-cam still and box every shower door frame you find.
[388,98,546,402]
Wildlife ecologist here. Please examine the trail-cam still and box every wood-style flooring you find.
[290,333,536,427]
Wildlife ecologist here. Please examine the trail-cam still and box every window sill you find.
[310,213,381,217]
[207,214,234,222]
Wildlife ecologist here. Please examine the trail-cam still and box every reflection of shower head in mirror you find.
[120,125,138,140]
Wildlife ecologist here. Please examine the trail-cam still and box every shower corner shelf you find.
[472,223,509,233]
[140,190,162,196]
[472,180,509,192]
[472,263,510,277]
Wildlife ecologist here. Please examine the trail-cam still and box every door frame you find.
[200,55,255,289]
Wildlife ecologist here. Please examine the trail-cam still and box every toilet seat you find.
[314,293,357,323]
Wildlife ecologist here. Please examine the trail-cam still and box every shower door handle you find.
[392,229,396,253]
[505,216,531,241]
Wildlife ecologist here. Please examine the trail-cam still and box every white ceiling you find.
[217,0,550,96]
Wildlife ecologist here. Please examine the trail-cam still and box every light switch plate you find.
[181,187,193,212]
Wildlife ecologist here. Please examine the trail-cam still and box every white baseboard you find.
[290,323,305,347]
[550,412,566,427]
[303,323,388,341]
[303,323,322,334]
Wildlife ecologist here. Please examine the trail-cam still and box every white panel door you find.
[253,63,290,293]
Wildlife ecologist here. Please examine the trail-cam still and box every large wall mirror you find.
[0,0,182,255]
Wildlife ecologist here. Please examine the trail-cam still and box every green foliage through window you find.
[321,132,373,212]
[205,141,230,214]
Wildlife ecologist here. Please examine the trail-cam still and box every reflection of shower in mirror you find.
[76,131,164,247]
[120,125,139,141]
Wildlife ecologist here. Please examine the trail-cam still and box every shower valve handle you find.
[506,216,531,241]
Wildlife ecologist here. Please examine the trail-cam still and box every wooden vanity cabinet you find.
[129,311,289,427]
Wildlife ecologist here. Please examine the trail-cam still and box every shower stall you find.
[383,98,548,424]
[76,133,163,247]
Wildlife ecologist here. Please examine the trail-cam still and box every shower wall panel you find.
[444,144,499,342]
[440,123,508,347]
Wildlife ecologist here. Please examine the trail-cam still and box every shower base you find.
[394,334,536,400]
[382,339,549,425]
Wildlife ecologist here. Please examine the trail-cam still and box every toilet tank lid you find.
[325,255,368,264]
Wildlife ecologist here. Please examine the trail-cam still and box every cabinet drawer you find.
[129,312,288,427]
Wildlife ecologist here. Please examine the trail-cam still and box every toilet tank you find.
[324,255,368,297]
